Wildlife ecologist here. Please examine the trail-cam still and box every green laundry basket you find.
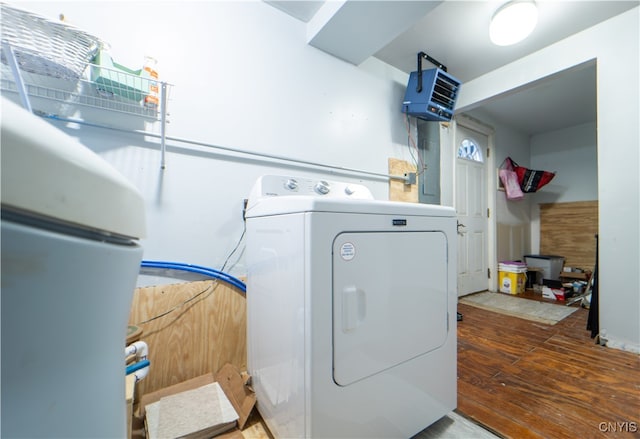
[90,50,154,102]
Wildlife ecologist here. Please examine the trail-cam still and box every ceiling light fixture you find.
[490,0,538,46]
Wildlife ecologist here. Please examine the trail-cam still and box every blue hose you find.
[126,359,150,375]
[140,260,246,293]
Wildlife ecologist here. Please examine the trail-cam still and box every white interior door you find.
[455,124,489,296]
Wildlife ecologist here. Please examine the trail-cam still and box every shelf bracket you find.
[160,82,168,170]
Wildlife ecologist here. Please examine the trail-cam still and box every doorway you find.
[454,118,494,296]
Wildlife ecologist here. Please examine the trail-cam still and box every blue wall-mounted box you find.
[402,68,461,122]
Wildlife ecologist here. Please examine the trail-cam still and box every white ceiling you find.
[266,0,638,136]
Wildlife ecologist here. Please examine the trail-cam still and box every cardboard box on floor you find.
[137,363,257,439]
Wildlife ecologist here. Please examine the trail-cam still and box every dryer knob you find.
[284,178,298,191]
[345,186,355,195]
[314,180,330,195]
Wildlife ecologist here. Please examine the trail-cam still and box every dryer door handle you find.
[342,286,366,332]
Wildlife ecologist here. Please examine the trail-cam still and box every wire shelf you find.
[1,63,166,119]
[0,4,171,121]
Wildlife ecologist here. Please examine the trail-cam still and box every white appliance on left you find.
[1,99,146,438]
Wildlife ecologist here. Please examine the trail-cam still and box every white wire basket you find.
[1,3,103,79]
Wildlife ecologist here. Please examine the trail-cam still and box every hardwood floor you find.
[456,300,640,439]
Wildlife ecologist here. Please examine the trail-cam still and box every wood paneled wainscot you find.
[128,280,247,397]
[540,200,598,270]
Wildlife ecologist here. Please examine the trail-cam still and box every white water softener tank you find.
[1,99,146,438]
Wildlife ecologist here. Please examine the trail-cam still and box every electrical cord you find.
[136,283,215,325]
[220,221,246,273]
[136,217,248,325]
[404,113,426,177]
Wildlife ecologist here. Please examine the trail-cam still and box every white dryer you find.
[245,175,457,439]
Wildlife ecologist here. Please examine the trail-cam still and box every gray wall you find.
[12,1,416,278]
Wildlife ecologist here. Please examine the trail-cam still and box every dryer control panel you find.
[248,175,374,202]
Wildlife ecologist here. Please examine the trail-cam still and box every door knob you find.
[457,221,466,233]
